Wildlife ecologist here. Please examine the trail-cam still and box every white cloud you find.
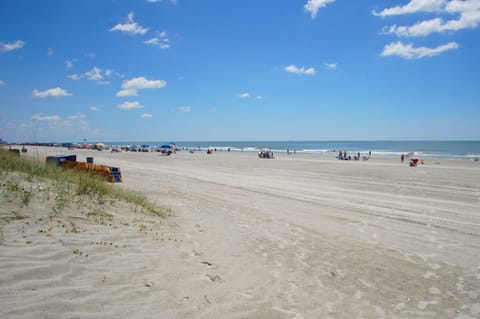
[381,41,459,59]
[31,114,61,121]
[386,10,480,36]
[159,42,171,49]
[65,60,73,69]
[116,76,167,97]
[324,63,337,69]
[110,12,149,35]
[89,106,99,112]
[178,106,191,112]
[144,38,160,45]
[145,30,170,49]
[375,1,478,58]
[377,0,480,37]
[67,113,86,120]
[141,113,153,118]
[123,77,166,90]
[304,0,336,19]
[237,92,264,100]
[373,0,447,16]
[67,74,82,80]
[85,67,104,81]
[118,101,144,110]
[33,87,72,98]
[144,37,170,49]
[116,88,137,97]
[84,52,96,59]
[68,67,115,83]
[285,64,316,75]
[0,40,26,52]
[47,48,54,56]
[0,80,5,87]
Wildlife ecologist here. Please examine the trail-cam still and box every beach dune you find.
[1,146,480,318]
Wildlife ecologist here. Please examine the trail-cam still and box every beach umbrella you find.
[161,144,172,149]
[261,148,271,152]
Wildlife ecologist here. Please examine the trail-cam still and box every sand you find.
[1,146,480,318]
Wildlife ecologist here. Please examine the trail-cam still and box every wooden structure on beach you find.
[46,155,122,183]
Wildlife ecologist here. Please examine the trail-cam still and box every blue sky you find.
[1,0,479,142]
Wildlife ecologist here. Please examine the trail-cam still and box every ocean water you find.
[106,141,480,160]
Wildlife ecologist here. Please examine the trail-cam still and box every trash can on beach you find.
[86,157,94,164]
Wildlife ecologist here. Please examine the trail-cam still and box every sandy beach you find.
[1,146,480,318]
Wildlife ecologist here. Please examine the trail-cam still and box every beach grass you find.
[0,148,170,217]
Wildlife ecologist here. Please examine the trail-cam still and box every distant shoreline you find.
[5,140,480,161]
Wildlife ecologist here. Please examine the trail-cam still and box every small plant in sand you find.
[53,181,70,213]
[87,209,114,225]
[1,211,28,224]
[20,188,33,207]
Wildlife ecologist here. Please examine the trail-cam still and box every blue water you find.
[104,140,480,160]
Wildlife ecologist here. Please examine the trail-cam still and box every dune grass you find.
[0,148,170,217]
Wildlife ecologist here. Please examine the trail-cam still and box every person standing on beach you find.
[401,154,405,163]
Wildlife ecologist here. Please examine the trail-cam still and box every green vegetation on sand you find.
[0,148,170,217]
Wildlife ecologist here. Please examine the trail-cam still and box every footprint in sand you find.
[423,271,438,279]
[429,287,441,295]
[354,290,365,299]
[358,278,375,289]
[417,300,438,310]
[232,291,253,299]
[272,306,304,319]
[201,261,217,268]
[429,263,441,270]
[190,250,204,257]
[206,274,224,283]
[456,277,465,291]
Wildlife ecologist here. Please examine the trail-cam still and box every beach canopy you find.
[141,144,149,148]
[161,144,172,149]
[261,148,271,152]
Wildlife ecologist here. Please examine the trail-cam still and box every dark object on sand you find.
[258,148,274,159]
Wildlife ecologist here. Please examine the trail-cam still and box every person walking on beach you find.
[401,153,405,163]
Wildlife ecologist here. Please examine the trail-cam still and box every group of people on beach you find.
[400,153,424,166]
[338,150,370,161]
